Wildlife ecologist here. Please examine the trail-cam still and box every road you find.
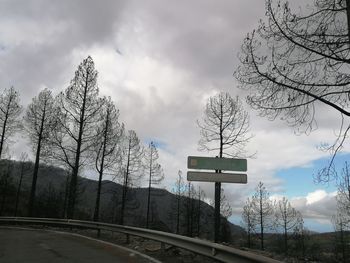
[0,227,158,263]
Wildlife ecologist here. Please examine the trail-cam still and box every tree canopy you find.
[234,0,350,181]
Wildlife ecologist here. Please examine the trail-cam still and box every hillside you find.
[0,159,244,242]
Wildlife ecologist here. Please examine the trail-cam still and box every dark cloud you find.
[0,0,126,103]
[126,0,265,87]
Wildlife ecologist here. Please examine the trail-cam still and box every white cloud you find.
[292,190,337,220]
[306,190,329,205]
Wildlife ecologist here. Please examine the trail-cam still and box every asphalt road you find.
[0,227,158,263]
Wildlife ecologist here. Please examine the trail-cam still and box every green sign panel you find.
[187,156,247,172]
[187,171,247,184]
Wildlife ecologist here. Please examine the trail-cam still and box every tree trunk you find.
[197,192,201,236]
[260,191,264,250]
[120,140,131,225]
[67,76,89,219]
[284,224,287,254]
[190,193,194,237]
[67,145,81,218]
[28,112,46,217]
[93,112,109,222]
[0,110,9,160]
[247,230,251,248]
[146,150,152,228]
[28,138,42,216]
[214,181,221,242]
[187,182,191,237]
[120,171,127,225]
[62,173,70,218]
[176,193,180,234]
[214,101,224,242]
[340,223,346,263]
[93,169,103,221]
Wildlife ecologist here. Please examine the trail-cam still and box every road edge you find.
[0,226,162,263]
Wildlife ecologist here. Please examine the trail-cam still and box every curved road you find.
[0,227,158,263]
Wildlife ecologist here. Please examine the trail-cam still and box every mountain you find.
[0,159,245,242]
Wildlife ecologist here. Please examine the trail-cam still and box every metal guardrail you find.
[0,217,282,263]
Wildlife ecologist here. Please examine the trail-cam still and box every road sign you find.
[187,171,247,184]
[187,156,247,171]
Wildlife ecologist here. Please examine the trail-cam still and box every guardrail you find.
[0,217,281,263]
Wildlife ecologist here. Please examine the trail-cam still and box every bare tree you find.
[50,56,103,218]
[144,141,164,228]
[197,91,252,242]
[198,92,252,158]
[93,97,124,222]
[234,0,350,182]
[209,188,233,242]
[185,181,197,237]
[196,186,205,237]
[172,170,185,234]
[332,209,349,262]
[242,197,256,248]
[220,188,233,219]
[251,182,273,250]
[274,197,302,254]
[210,188,233,219]
[119,130,143,225]
[25,88,56,216]
[333,162,350,262]
[0,87,22,159]
[167,170,188,235]
[337,162,350,220]
[292,216,308,259]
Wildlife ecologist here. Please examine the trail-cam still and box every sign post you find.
[214,173,220,243]
[187,156,247,243]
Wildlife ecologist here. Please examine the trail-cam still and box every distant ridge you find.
[0,159,244,242]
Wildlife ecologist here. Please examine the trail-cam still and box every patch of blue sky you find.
[229,215,242,227]
[303,218,333,233]
[275,152,350,198]
[229,215,333,233]
[144,138,168,151]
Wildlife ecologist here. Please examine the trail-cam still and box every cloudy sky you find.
[1,0,348,232]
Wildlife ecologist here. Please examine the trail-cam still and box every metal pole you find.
[214,155,221,243]
[214,155,222,243]
[214,180,221,243]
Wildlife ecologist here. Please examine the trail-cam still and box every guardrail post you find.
[126,233,130,244]
[161,242,165,253]
[97,229,101,238]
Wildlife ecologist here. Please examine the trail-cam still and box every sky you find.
[0,0,349,232]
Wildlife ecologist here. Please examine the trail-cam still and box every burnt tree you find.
[51,56,103,218]
[93,97,124,222]
[0,87,22,159]
[119,130,143,225]
[144,142,164,228]
[197,92,252,242]
[235,0,350,181]
[25,88,56,216]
